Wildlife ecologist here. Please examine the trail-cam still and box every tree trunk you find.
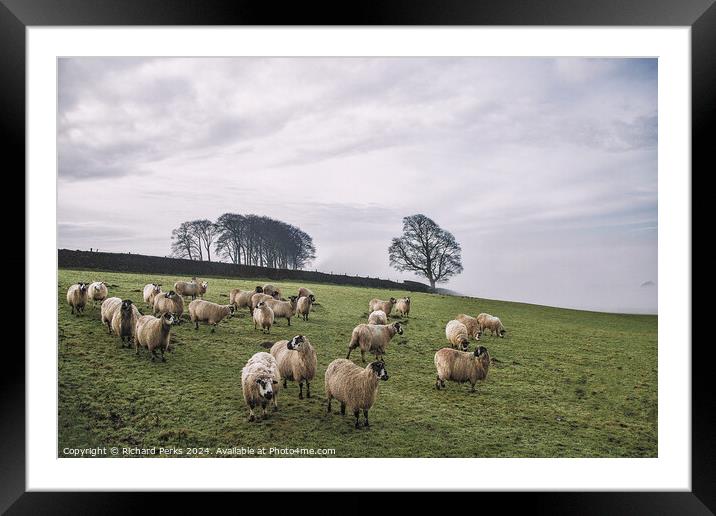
[429,278,436,288]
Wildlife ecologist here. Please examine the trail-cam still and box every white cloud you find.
[58,57,657,313]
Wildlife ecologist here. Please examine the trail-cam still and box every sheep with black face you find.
[434,345,490,392]
[111,299,141,347]
[66,282,89,316]
[325,359,389,429]
[346,322,403,363]
[270,335,317,399]
[445,320,470,351]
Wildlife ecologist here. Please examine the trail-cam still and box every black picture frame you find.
[4,0,708,512]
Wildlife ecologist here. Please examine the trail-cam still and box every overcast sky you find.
[58,57,657,314]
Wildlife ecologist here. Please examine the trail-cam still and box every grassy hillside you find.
[58,269,657,458]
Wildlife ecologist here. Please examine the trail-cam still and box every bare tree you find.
[191,219,218,262]
[388,214,463,288]
[211,213,316,269]
[170,221,201,260]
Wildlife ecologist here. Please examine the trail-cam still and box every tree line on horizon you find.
[170,214,316,270]
[170,212,463,286]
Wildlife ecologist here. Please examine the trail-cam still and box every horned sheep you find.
[66,283,89,316]
[270,335,317,399]
[368,297,397,316]
[325,359,389,429]
[434,346,490,392]
[253,301,274,333]
[111,299,141,347]
[347,322,403,363]
[135,312,177,361]
[367,310,388,325]
[189,299,235,332]
[445,320,470,351]
[241,352,281,421]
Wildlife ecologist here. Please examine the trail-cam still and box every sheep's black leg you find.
[210,325,216,333]
[360,350,365,363]
[354,410,360,428]
[287,318,291,326]
[327,397,332,413]
[194,321,199,330]
[363,409,370,427]
[283,378,287,389]
[346,346,353,359]
[340,402,346,416]
[306,381,311,398]
[298,381,304,400]
[435,375,441,389]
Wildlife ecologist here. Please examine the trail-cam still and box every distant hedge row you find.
[58,249,433,293]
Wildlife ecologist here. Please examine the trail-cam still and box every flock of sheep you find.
[65,280,507,429]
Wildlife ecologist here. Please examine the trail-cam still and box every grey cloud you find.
[57,57,658,313]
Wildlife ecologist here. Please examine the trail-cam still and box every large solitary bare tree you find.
[388,214,463,288]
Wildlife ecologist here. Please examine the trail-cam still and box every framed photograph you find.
[8,0,707,510]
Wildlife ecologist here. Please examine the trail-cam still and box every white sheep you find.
[325,359,389,429]
[297,287,314,300]
[478,313,506,337]
[188,299,235,332]
[270,335,317,399]
[347,322,403,362]
[455,314,483,341]
[434,345,490,392]
[265,296,298,326]
[445,320,470,351]
[66,283,89,316]
[87,281,108,308]
[111,299,141,347]
[233,286,263,312]
[368,297,397,316]
[295,295,313,321]
[395,297,411,317]
[250,292,275,310]
[241,351,281,421]
[367,310,388,325]
[101,297,123,333]
[253,301,274,333]
[197,280,208,298]
[174,280,199,300]
[135,312,177,361]
[143,283,162,306]
[262,284,281,298]
[153,290,184,318]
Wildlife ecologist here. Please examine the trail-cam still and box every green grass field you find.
[58,268,657,458]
